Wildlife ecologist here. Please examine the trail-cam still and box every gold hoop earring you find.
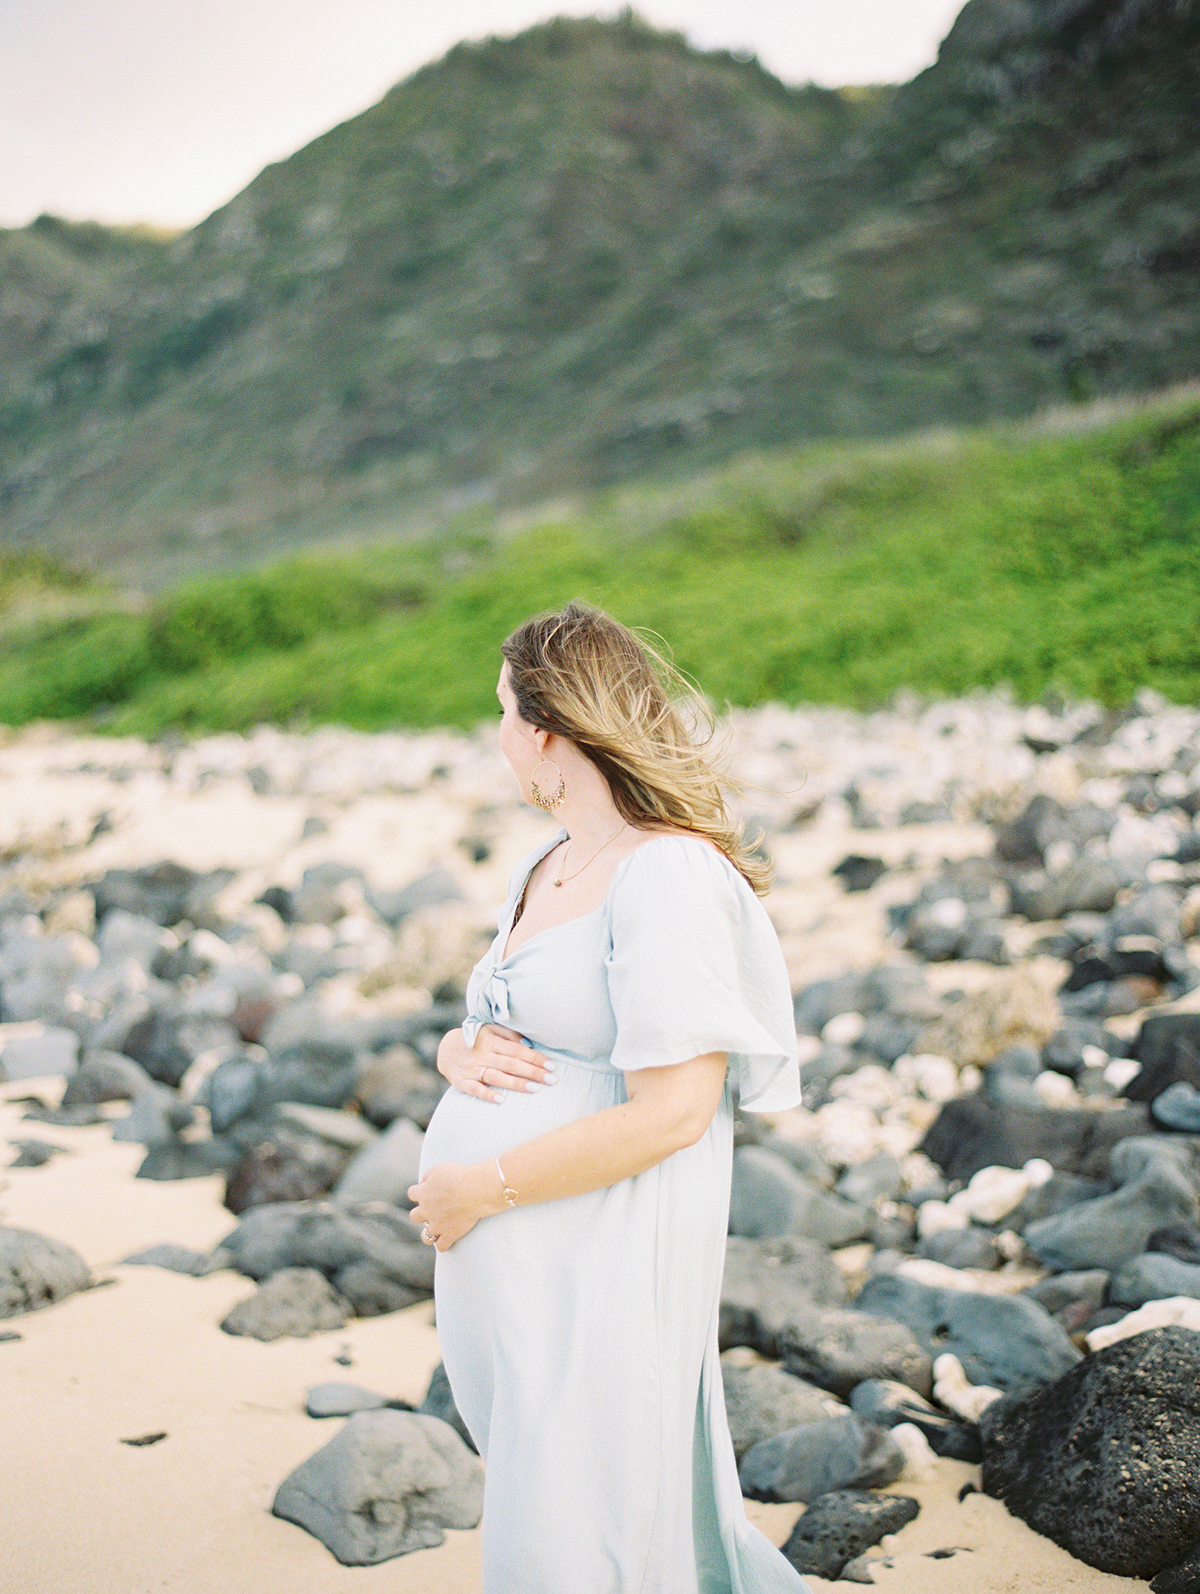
[529,758,565,811]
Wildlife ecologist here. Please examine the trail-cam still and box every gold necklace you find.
[553,822,629,887]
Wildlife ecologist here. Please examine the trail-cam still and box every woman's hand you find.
[408,1160,503,1251]
[437,1023,555,1104]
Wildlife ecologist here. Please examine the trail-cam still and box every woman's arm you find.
[407,1052,728,1250]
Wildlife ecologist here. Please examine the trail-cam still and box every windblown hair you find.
[501,601,770,894]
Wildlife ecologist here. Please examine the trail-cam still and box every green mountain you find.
[2,2,1198,584]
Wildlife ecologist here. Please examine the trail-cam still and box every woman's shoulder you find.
[610,830,745,905]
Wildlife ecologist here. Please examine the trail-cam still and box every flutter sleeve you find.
[604,836,801,1112]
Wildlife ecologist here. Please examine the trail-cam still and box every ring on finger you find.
[421,1224,436,1245]
[481,1065,490,1087]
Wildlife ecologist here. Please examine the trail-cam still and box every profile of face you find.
[497,663,547,801]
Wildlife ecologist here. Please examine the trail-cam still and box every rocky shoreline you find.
[3,692,1200,1588]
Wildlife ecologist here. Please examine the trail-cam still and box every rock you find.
[8,1138,71,1167]
[779,1306,933,1400]
[1088,1297,1200,1352]
[994,793,1071,865]
[96,910,174,969]
[333,1261,422,1317]
[832,855,887,893]
[290,862,366,925]
[720,1236,848,1356]
[92,862,204,926]
[948,1158,1053,1223]
[835,1153,903,1207]
[354,1046,440,1129]
[780,1489,920,1581]
[1024,1160,1198,1272]
[273,1103,377,1152]
[135,1137,238,1180]
[932,1352,1003,1422]
[722,1360,836,1460]
[757,1135,836,1189]
[216,1200,435,1295]
[61,1050,154,1104]
[1148,1221,1200,1265]
[365,867,463,927]
[220,1267,351,1341]
[903,898,969,961]
[120,1243,211,1274]
[305,1382,390,1418]
[1152,1081,1200,1132]
[859,1366,986,1458]
[110,1084,194,1146]
[206,1055,267,1132]
[1109,1252,1200,1307]
[1044,1021,1119,1078]
[419,1361,476,1452]
[0,1025,79,1081]
[122,1009,232,1089]
[334,1116,424,1207]
[271,1409,483,1564]
[20,1101,104,1127]
[920,1093,1149,1182]
[916,1228,1000,1270]
[224,1126,353,1214]
[0,1225,91,1317]
[858,1013,923,1065]
[263,1039,358,1110]
[1002,1171,1112,1231]
[980,1326,1200,1580]
[855,1273,1081,1395]
[1126,1014,1200,1102]
[729,1148,869,1246]
[916,969,1059,1067]
[739,1414,905,1504]
[1152,1543,1200,1594]
[1025,1270,1109,1317]
[1109,884,1183,946]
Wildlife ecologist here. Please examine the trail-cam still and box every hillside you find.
[1,3,1199,582]
[1,390,1197,732]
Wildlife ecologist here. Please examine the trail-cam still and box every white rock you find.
[822,1011,865,1046]
[916,1200,969,1238]
[830,1064,901,1111]
[1081,1044,1110,1071]
[893,1053,960,1103]
[933,1353,1003,1423]
[1086,1296,1200,1352]
[813,1100,881,1166]
[891,1422,938,1482]
[948,1158,1052,1224]
[1104,1056,1141,1090]
[1034,1071,1079,1107]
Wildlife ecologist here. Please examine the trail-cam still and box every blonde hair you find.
[501,601,771,894]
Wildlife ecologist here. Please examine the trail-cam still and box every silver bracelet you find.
[496,1156,519,1208]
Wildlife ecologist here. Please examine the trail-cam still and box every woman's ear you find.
[533,727,550,754]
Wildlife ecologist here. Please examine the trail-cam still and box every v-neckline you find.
[497,828,623,966]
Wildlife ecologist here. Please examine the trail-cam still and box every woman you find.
[409,602,810,1593]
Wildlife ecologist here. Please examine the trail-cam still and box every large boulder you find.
[214,1199,435,1298]
[1125,1014,1200,1103]
[981,1326,1200,1580]
[720,1235,848,1356]
[0,1226,91,1318]
[739,1413,905,1504]
[920,1092,1148,1183]
[856,1273,1080,1395]
[272,1409,483,1564]
[334,1117,424,1207]
[1024,1157,1198,1273]
[1109,1251,1200,1308]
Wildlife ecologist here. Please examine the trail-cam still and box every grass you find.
[0,396,1197,734]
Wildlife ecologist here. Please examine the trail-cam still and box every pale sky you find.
[1,0,967,230]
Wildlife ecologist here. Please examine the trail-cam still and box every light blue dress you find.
[420,832,810,1594]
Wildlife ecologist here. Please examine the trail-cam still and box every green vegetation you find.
[0,399,1195,732]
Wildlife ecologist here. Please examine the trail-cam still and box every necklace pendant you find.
[553,878,562,887]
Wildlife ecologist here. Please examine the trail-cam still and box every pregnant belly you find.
[420,1057,624,1175]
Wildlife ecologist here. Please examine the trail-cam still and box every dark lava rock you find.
[916,1227,1000,1270]
[720,1235,847,1357]
[419,1361,476,1452]
[1152,1082,1200,1133]
[1024,1160,1198,1272]
[271,1409,483,1564]
[92,861,203,926]
[849,1378,981,1462]
[61,1050,154,1104]
[1126,1015,1200,1103]
[730,1147,869,1246]
[136,1136,238,1181]
[981,1326,1200,1579]
[305,1381,390,1418]
[0,1225,91,1318]
[1148,1222,1200,1266]
[216,1199,435,1296]
[832,855,887,893]
[1151,1542,1200,1594]
[723,1360,834,1460]
[224,1126,353,1214]
[263,1039,358,1110]
[220,1266,351,1341]
[739,1413,904,1504]
[781,1489,920,1581]
[856,1273,1080,1395]
[1109,1251,1200,1307]
[921,1093,1149,1183]
[779,1306,933,1400]
[120,1243,212,1275]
